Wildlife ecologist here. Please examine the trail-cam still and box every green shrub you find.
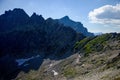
[74,37,93,51]
[84,34,112,55]
[63,66,76,78]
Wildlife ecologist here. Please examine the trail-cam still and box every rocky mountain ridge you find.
[0,8,85,80]
[57,16,94,36]
[0,8,119,80]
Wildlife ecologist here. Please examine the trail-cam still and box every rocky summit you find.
[0,8,120,80]
[57,16,94,36]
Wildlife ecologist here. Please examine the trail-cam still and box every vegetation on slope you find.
[74,33,120,56]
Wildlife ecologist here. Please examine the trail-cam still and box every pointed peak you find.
[32,12,37,15]
[31,13,44,18]
[31,12,38,17]
[31,12,43,18]
[61,16,70,20]
[30,13,44,23]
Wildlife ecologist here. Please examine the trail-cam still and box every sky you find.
[0,0,120,33]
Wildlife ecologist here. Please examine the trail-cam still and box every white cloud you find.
[88,4,120,26]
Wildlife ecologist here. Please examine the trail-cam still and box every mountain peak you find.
[31,12,39,18]
[30,13,44,23]
[0,8,30,32]
[61,16,70,20]
[12,8,28,16]
[3,8,29,19]
[58,16,94,36]
[31,12,37,16]
[13,8,25,12]
[3,8,27,16]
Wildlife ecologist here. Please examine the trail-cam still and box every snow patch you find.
[76,54,81,63]
[49,63,53,67]
[52,70,58,76]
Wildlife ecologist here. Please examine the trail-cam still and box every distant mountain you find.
[57,16,94,36]
[94,32,103,36]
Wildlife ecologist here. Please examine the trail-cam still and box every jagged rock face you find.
[0,8,119,80]
[30,13,45,24]
[0,8,85,80]
[0,8,84,58]
[0,8,29,32]
[57,16,94,36]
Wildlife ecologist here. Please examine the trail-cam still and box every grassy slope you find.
[15,33,120,80]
